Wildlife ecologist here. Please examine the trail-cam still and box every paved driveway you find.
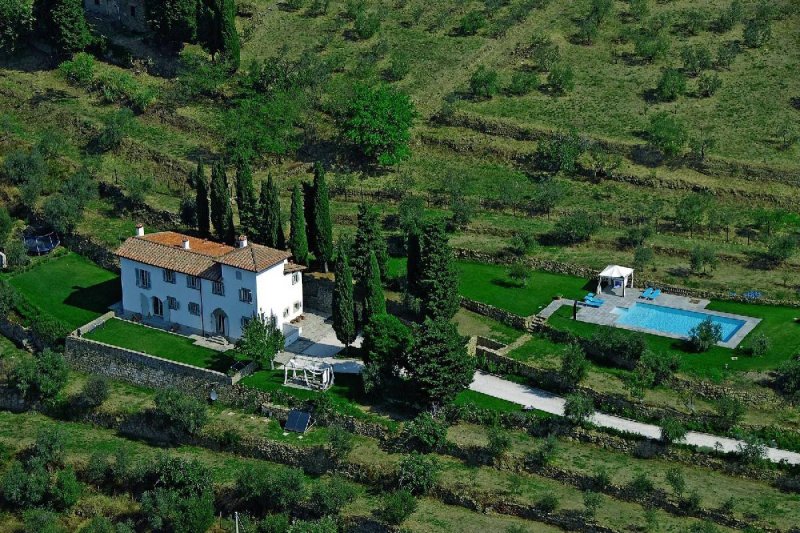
[470,371,800,465]
[275,310,363,374]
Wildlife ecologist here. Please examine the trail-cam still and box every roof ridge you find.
[136,234,222,259]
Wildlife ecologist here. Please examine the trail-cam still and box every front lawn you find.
[9,252,121,329]
[85,318,234,372]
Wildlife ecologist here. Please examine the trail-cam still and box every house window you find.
[283,307,289,318]
[186,275,200,290]
[292,272,300,285]
[135,268,151,289]
[239,288,253,303]
[188,302,201,316]
[152,297,163,317]
[167,296,179,310]
[163,269,176,284]
[129,5,136,17]
[212,281,224,296]
[293,301,301,312]
[235,271,242,280]
[241,316,252,329]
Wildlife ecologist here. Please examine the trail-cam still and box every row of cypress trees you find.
[190,160,332,269]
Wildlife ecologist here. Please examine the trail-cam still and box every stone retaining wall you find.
[303,276,334,314]
[460,297,531,330]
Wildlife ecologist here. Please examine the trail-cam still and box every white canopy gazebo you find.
[283,357,335,391]
[597,265,634,297]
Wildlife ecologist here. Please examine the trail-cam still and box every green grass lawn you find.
[8,252,121,329]
[85,318,234,372]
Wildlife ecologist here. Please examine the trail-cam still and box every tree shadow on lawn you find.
[63,279,122,316]
[205,350,238,373]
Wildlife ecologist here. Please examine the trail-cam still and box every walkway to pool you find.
[540,287,760,349]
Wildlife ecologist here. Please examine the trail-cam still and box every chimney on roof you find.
[135,223,144,237]
[182,238,190,250]
[238,235,248,248]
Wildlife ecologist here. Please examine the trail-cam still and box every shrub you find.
[81,375,109,408]
[687,318,722,352]
[402,412,448,453]
[683,490,702,512]
[774,358,800,399]
[309,476,357,517]
[237,465,306,512]
[526,435,558,466]
[1,148,46,185]
[647,111,687,156]
[656,68,686,101]
[23,509,64,533]
[535,128,585,174]
[486,425,512,459]
[507,70,538,95]
[537,493,559,513]
[660,417,687,444]
[381,489,417,525]
[743,18,770,48]
[397,453,440,495]
[550,211,600,245]
[84,451,110,486]
[736,435,766,465]
[588,328,647,367]
[716,0,742,32]
[51,466,81,510]
[637,350,679,385]
[59,52,95,87]
[716,41,739,69]
[592,468,611,490]
[508,230,537,256]
[697,72,721,97]
[327,424,354,461]
[153,389,208,436]
[766,235,798,264]
[547,63,574,94]
[564,393,594,425]
[469,66,500,99]
[627,472,654,501]
[385,51,410,81]
[560,343,588,388]
[93,71,156,112]
[140,488,215,533]
[458,10,485,35]
[665,467,685,497]
[529,33,560,71]
[632,28,670,62]
[10,350,69,401]
[353,10,380,40]
[583,490,602,520]
[95,109,134,152]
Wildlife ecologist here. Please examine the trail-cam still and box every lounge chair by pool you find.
[583,294,605,307]
[647,289,661,300]
[639,288,653,299]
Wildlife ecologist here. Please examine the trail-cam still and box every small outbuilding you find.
[597,265,634,297]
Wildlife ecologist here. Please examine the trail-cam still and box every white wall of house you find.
[119,256,302,344]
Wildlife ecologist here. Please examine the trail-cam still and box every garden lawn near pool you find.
[85,318,234,372]
[8,252,121,329]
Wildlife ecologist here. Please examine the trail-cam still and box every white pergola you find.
[597,265,634,297]
[283,357,335,391]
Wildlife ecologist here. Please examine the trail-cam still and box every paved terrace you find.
[544,287,760,349]
[274,310,364,374]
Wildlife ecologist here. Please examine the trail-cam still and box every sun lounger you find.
[648,289,661,300]
[583,295,605,307]
[639,288,653,299]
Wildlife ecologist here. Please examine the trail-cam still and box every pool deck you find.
[565,288,760,349]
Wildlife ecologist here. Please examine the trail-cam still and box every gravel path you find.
[470,371,800,465]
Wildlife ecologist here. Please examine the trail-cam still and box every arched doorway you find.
[152,296,164,318]
[211,308,227,337]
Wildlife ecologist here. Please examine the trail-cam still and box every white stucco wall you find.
[119,255,303,342]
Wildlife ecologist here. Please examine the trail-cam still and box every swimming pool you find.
[613,302,746,342]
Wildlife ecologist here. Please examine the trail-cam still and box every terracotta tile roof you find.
[215,243,292,272]
[283,262,307,274]
[115,231,290,277]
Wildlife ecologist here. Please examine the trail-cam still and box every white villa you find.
[115,225,305,345]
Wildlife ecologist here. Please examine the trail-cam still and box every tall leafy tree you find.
[332,247,356,347]
[43,0,92,55]
[289,184,309,265]
[407,317,474,405]
[194,161,210,236]
[198,0,240,71]
[352,203,389,283]
[406,229,422,297]
[146,0,198,43]
[361,250,386,323]
[257,173,285,249]
[310,162,333,272]
[0,0,34,53]
[340,83,415,165]
[234,160,256,231]
[209,161,229,240]
[235,313,284,369]
[418,222,459,320]
[223,199,236,245]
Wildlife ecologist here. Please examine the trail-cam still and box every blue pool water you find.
[613,303,746,342]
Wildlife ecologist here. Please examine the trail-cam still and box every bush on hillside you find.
[397,453,440,495]
[549,211,600,245]
[59,52,95,87]
[152,389,208,436]
[381,489,417,525]
[401,412,448,453]
[687,318,722,352]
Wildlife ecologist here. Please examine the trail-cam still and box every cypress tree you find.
[419,221,459,320]
[209,161,229,240]
[198,0,240,71]
[258,174,285,249]
[224,201,236,245]
[407,317,475,405]
[302,181,316,254]
[311,162,334,272]
[352,203,389,284]
[219,0,240,71]
[289,184,309,265]
[235,161,256,231]
[195,161,210,237]
[406,229,423,297]
[362,250,386,324]
[332,247,356,347]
